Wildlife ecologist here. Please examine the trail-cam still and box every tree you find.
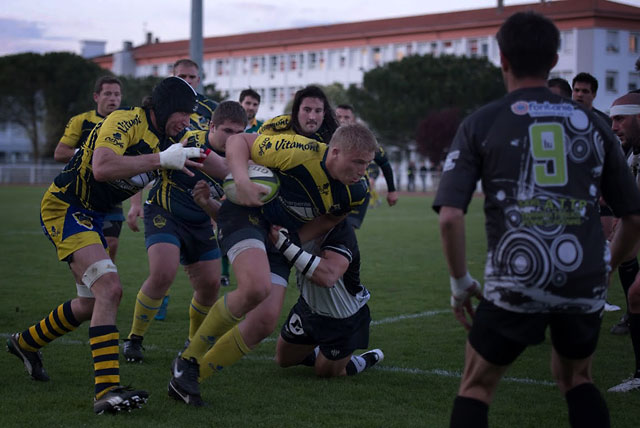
[0,52,104,160]
[416,107,461,166]
[119,75,163,108]
[347,54,504,148]
[283,82,349,115]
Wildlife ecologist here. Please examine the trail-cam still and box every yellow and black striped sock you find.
[18,300,81,351]
[89,325,120,399]
[129,290,163,338]
[189,298,212,340]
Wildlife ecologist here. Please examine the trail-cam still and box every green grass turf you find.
[0,186,638,427]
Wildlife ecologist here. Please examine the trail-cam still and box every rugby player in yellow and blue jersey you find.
[53,75,126,262]
[6,77,207,414]
[173,58,218,131]
[122,101,246,363]
[169,122,379,406]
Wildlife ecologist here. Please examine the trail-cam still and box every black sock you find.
[629,313,640,376]
[618,258,638,307]
[565,383,609,428]
[450,396,488,428]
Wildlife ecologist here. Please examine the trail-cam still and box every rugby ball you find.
[223,164,280,204]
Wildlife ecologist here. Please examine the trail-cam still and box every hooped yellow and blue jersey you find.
[51,107,167,213]
[59,110,106,149]
[146,128,225,224]
[190,93,218,131]
[252,133,368,230]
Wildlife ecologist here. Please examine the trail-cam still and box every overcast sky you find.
[2,0,638,57]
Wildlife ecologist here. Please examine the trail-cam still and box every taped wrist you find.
[450,272,475,298]
[276,230,320,279]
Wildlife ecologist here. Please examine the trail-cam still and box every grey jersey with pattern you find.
[434,87,640,314]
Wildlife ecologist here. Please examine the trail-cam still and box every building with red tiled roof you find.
[92,0,640,116]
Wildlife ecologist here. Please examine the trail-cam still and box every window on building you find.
[468,39,478,57]
[269,87,277,103]
[216,60,224,76]
[630,33,639,54]
[151,65,158,76]
[561,31,573,53]
[319,52,325,69]
[431,42,438,55]
[443,40,455,55]
[606,30,620,53]
[289,54,297,70]
[481,41,489,57]
[270,55,278,73]
[279,55,285,71]
[629,72,639,92]
[309,52,317,69]
[340,52,347,68]
[606,70,618,92]
[372,47,382,66]
[251,57,259,74]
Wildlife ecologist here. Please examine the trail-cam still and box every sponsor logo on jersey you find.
[72,212,94,230]
[274,138,319,152]
[153,215,167,228]
[257,137,272,156]
[248,214,260,226]
[105,132,123,148]
[317,182,330,196]
[511,101,529,115]
[116,115,142,134]
[511,100,573,117]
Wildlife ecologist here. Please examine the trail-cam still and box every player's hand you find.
[268,225,286,246]
[159,141,206,176]
[387,191,398,206]
[192,180,212,209]
[629,271,640,314]
[450,272,483,330]
[126,204,143,232]
[234,180,269,207]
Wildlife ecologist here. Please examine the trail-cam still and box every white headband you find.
[609,104,640,117]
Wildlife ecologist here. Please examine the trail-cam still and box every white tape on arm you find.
[449,272,479,308]
[276,229,320,279]
[159,144,202,170]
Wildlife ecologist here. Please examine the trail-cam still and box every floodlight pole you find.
[190,0,204,93]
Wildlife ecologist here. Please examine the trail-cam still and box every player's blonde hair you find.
[330,123,378,153]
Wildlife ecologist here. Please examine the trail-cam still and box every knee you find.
[243,285,271,309]
[251,314,279,340]
[147,269,176,289]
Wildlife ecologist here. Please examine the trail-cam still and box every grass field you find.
[1,185,639,427]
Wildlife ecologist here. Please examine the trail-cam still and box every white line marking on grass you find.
[376,366,555,386]
[0,333,554,386]
[372,309,450,326]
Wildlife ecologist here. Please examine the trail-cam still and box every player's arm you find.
[439,205,482,330]
[270,227,349,288]
[193,179,222,221]
[374,149,398,206]
[200,148,229,180]
[53,142,76,163]
[126,191,144,232]
[225,132,267,206]
[297,213,346,243]
[609,213,640,273]
[93,142,204,182]
[55,116,81,163]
